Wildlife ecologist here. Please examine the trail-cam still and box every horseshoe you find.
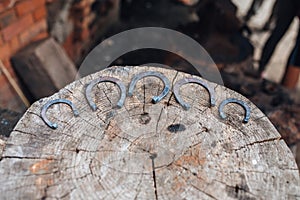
[218,98,251,123]
[41,99,79,129]
[173,77,216,110]
[85,76,126,111]
[128,71,171,103]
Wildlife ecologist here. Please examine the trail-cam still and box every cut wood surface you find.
[0,66,299,199]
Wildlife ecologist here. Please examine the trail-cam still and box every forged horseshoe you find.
[41,99,79,129]
[85,76,126,111]
[173,77,216,110]
[128,71,171,103]
[219,98,251,123]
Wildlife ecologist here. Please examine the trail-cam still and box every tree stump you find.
[0,66,299,199]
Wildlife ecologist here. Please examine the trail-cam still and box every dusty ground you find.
[232,0,300,90]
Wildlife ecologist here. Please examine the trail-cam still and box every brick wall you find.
[0,0,48,112]
[64,0,119,63]
[0,0,119,112]
[46,0,119,63]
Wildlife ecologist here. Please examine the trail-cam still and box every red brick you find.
[73,0,92,9]
[0,75,12,100]
[2,59,19,81]
[2,59,16,77]
[0,9,17,29]
[0,34,3,46]
[46,0,56,3]
[0,5,5,14]
[90,0,96,3]
[0,0,10,14]
[2,14,34,42]
[73,10,96,28]
[0,59,24,111]
[74,28,90,41]
[19,19,47,45]
[0,74,8,88]
[0,59,20,96]
[9,36,20,54]
[74,17,91,29]
[73,0,86,9]
[32,31,48,42]
[72,5,91,17]
[74,42,85,59]
[2,58,11,68]
[0,1,12,7]
[0,58,18,88]
[15,0,45,16]
[33,6,47,21]
[0,78,21,110]
[0,43,11,60]
[62,33,75,60]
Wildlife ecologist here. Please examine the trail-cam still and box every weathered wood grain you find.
[0,66,299,199]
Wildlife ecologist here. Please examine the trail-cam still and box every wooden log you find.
[0,66,299,199]
[11,38,77,101]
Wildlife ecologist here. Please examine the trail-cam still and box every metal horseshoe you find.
[218,98,251,123]
[173,77,216,110]
[128,71,171,103]
[85,76,126,111]
[41,99,79,129]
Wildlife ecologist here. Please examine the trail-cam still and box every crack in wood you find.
[173,163,204,181]
[57,187,76,199]
[143,84,146,113]
[191,184,217,200]
[155,107,164,135]
[96,113,108,125]
[167,72,179,107]
[88,159,94,176]
[1,156,53,160]
[40,183,52,200]
[27,111,41,118]
[13,129,38,137]
[92,158,150,175]
[102,83,113,106]
[133,173,144,200]
[252,115,268,122]
[234,137,281,151]
[194,106,210,115]
[106,129,134,144]
[64,88,74,95]
[150,153,158,200]
[1,66,299,199]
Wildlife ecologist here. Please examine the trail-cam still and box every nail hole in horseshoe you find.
[41,99,79,129]
[128,71,171,104]
[218,98,251,123]
[173,77,216,110]
[85,76,126,111]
